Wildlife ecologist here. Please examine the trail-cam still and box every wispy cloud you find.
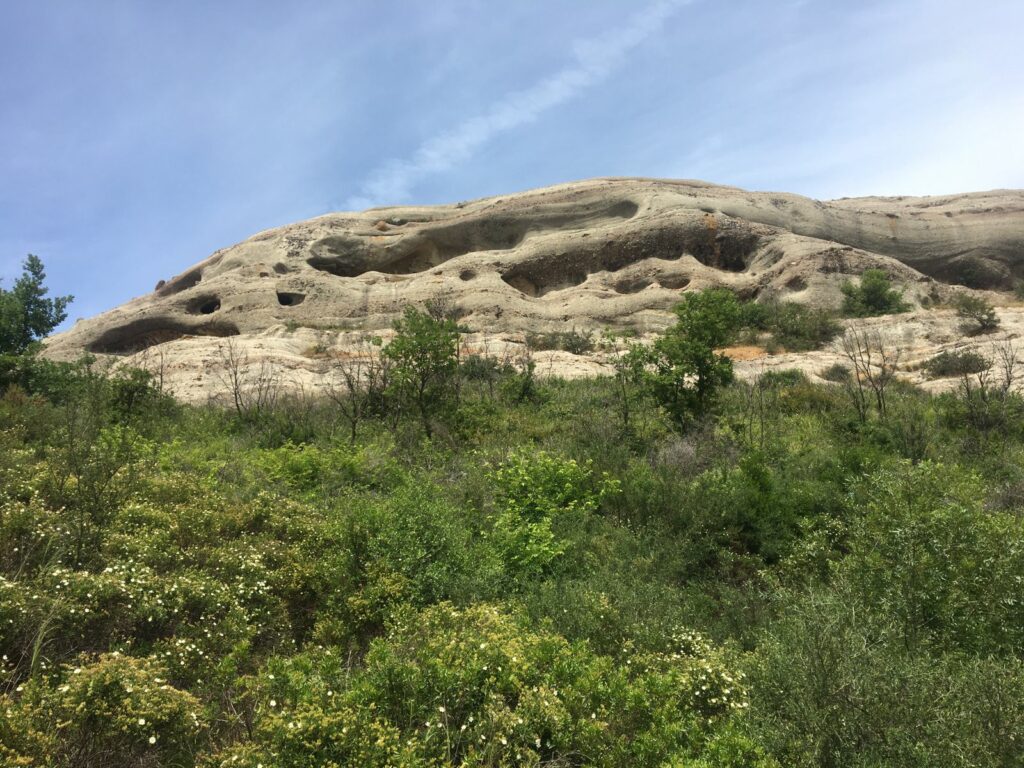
[344,0,690,210]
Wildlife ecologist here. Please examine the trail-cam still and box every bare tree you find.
[738,370,782,452]
[215,338,280,418]
[840,328,902,421]
[133,346,167,394]
[956,340,1021,440]
[322,335,392,443]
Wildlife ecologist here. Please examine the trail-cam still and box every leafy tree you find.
[633,288,742,429]
[0,254,73,355]
[840,269,909,317]
[384,305,460,438]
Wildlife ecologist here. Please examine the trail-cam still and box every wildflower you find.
[148,735,157,745]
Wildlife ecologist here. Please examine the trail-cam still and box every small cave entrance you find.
[186,295,221,315]
[686,215,760,273]
[277,291,306,307]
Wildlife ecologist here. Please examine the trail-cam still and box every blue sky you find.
[2,0,1022,323]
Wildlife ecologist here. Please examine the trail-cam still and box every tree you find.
[840,269,909,317]
[323,334,393,443]
[0,254,73,354]
[953,293,1000,334]
[633,288,742,430]
[384,305,460,438]
[214,337,280,418]
[839,328,901,421]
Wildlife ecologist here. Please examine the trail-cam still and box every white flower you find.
[138,718,146,725]
[269,699,277,707]
[148,735,157,745]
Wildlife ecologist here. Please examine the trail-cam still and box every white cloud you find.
[344,0,691,210]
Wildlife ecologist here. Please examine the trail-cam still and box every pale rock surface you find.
[42,178,1024,402]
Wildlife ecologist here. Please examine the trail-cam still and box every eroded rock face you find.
[42,178,1024,400]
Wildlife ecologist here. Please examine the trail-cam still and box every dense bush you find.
[1,653,206,767]
[215,603,751,767]
[840,269,910,317]
[923,348,991,378]
[488,449,617,582]
[740,301,842,351]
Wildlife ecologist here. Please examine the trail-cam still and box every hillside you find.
[41,178,1024,402]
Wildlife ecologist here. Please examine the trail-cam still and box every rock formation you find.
[42,178,1024,402]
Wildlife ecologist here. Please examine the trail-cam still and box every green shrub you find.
[818,363,850,382]
[0,653,206,767]
[749,585,1024,768]
[844,462,1024,654]
[757,369,807,389]
[314,483,494,643]
[384,305,461,438]
[488,449,618,582]
[923,349,991,378]
[953,293,1000,333]
[741,301,842,351]
[840,269,910,317]
[526,327,595,354]
[226,603,751,767]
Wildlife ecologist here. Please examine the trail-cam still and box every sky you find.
[1,0,1022,324]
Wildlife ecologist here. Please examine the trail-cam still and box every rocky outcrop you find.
[42,178,1024,401]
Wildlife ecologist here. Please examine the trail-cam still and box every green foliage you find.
[1,653,206,767]
[923,348,991,378]
[526,327,595,354]
[488,450,618,581]
[336,484,490,639]
[385,305,461,438]
[740,301,842,351]
[220,603,749,767]
[840,269,910,317]
[818,363,851,383]
[749,585,1024,768]
[635,289,743,430]
[844,462,1024,653]
[953,293,1000,333]
[2,289,1024,765]
[748,462,1024,766]
[0,254,73,356]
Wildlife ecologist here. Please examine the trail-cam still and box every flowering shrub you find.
[211,603,746,768]
[0,653,206,767]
